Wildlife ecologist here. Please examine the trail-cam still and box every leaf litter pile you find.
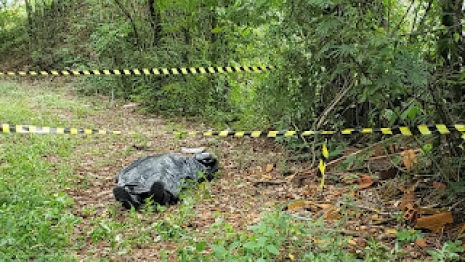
[22,82,465,260]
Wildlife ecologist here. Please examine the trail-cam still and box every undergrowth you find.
[0,81,464,261]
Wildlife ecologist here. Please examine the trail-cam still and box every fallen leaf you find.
[401,149,418,172]
[261,174,273,180]
[419,207,447,215]
[402,203,419,223]
[287,200,311,210]
[385,228,398,235]
[288,253,295,260]
[348,239,358,246]
[433,182,447,190]
[415,239,427,247]
[315,203,333,210]
[399,193,416,209]
[324,208,341,220]
[265,164,274,173]
[357,175,373,189]
[415,212,454,232]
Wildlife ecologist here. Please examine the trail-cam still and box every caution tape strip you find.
[319,143,329,189]
[0,124,137,135]
[173,124,465,137]
[2,124,465,137]
[4,123,463,192]
[0,66,277,76]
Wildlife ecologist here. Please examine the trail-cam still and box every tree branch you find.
[390,0,415,37]
[112,0,140,47]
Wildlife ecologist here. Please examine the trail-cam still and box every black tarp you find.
[113,152,218,209]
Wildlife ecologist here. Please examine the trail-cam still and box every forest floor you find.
[1,79,464,261]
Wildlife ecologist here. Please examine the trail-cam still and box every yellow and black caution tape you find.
[173,124,465,137]
[0,124,137,135]
[319,143,329,189]
[2,124,464,137]
[0,65,277,76]
[4,123,463,192]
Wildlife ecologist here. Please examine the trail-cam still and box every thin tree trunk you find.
[24,0,35,53]
[147,0,162,46]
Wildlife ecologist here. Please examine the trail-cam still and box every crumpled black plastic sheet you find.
[113,152,218,209]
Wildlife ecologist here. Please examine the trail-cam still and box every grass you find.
[0,82,80,260]
[0,81,463,261]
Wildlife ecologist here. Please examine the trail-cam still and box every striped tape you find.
[0,124,137,135]
[319,143,329,189]
[0,66,277,76]
[173,124,465,137]
[2,124,464,137]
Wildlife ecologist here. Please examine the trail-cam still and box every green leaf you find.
[400,103,421,120]
[421,144,433,154]
[211,244,228,257]
[257,236,267,247]
[211,27,225,33]
[266,245,280,255]
[383,109,396,123]
[360,89,367,102]
[243,241,259,250]
[196,241,207,252]
[228,241,240,251]
[360,76,372,85]
[454,32,460,43]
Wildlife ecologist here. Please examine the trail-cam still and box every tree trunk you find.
[24,0,35,51]
[438,0,464,110]
[435,0,464,158]
[147,0,162,46]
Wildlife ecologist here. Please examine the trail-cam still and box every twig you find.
[251,179,289,185]
[316,81,354,129]
[401,21,465,37]
[368,148,420,161]
[346,203,400,216]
